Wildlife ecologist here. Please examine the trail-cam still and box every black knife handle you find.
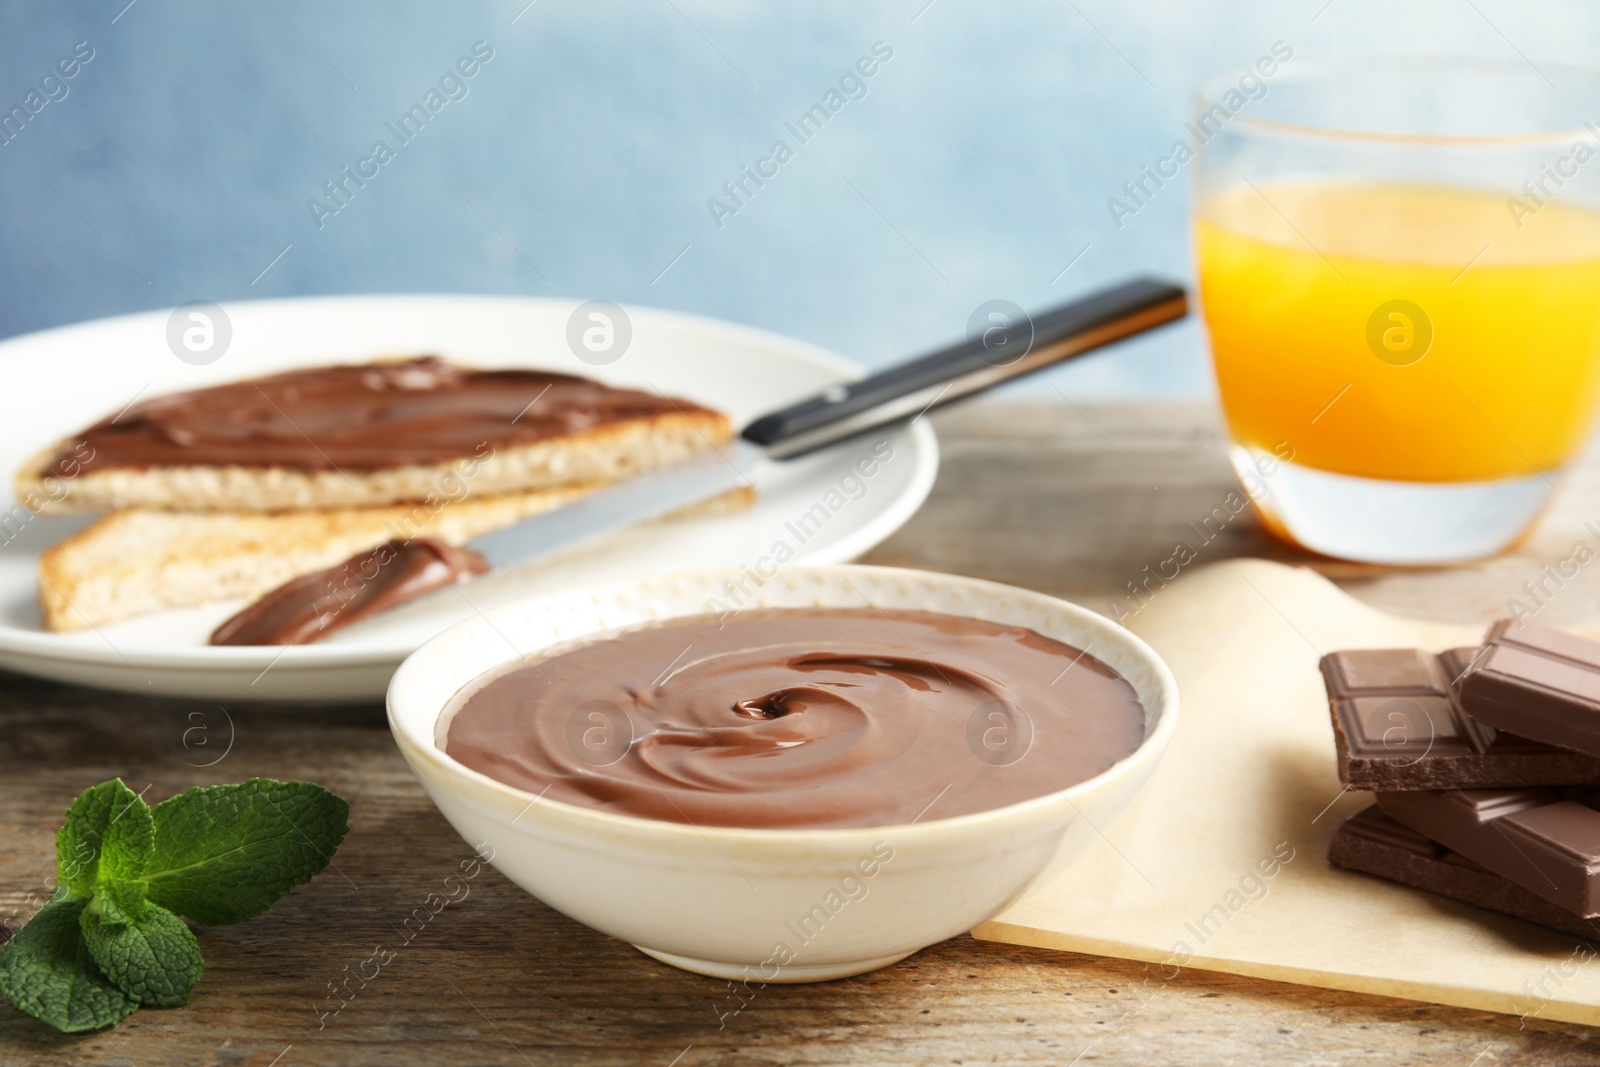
[741,276,1187,459]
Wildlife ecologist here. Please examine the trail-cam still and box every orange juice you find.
[1196,182,1600,482]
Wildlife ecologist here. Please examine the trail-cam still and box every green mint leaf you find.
[142,778,350,925]
[79,881,201,1007]
[55,779,154,895]
[0,892,137,1033]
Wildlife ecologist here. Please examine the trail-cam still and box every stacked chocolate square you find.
[1321,620,1600,938]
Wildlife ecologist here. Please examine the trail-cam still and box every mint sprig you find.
[0,777,349,1033]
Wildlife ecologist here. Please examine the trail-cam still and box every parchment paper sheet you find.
[972,559,1600,1025]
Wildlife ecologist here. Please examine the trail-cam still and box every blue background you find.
[0,0,1594,397]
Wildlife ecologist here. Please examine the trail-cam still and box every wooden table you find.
[7,399,1600,1066]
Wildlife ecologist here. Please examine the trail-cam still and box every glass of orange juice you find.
[1193,58,1600,564]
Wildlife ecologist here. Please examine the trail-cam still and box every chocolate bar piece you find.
[1376,788,1600,916]
[1319,647,1600,790]
[1330,805,1600,940]
[1457,619,1600,758]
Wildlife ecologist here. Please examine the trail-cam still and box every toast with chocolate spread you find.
[36,486,594,631]
[16,357,732,513]
[37,484,755,632]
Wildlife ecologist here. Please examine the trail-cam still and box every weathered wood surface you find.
[870,400,1600,631]
[6,399,1600,1066]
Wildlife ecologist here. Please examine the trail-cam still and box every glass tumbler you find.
[1193,58,1600,564]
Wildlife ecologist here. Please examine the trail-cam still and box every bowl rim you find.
[387,563,1180,846]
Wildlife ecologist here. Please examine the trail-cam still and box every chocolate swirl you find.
[441,607,1145,830]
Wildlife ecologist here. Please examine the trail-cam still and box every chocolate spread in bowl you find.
[440,607,1146,830]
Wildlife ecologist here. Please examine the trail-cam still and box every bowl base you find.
[634,946,915,983]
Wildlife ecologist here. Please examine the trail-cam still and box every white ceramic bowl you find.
[388,565,1179,982]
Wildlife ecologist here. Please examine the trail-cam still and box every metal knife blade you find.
[466,438,770,567]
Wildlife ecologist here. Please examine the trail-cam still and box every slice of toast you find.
[38,487,592,632]
[17,358,733,513]
[38,485,756,632]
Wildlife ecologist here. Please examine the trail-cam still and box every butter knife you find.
[469,276,1188,566]
[211,277,1186,644]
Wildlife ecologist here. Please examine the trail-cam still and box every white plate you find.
[0,295,938,702]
